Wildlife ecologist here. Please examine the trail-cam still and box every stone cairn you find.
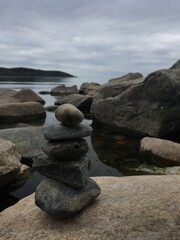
[33,103,101,219]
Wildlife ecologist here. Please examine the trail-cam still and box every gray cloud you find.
[0,0,180,79]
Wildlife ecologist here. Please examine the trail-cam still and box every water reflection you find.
[91,124,143,175]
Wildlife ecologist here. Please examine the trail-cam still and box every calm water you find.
[0,76,141,211]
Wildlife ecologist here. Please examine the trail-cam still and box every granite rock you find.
[33,154,89,188]
[44,123,93,141]
[35,177,101,218]
[0,176,179,240]
[140,137,180,166]
[42,138,88,160]
[0,138,21,188]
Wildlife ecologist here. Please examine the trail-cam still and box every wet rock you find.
[44,123,93,141]
[35,177,101,218]
[140,137,180,166]
[42,138,88,160]
[55,104,84,126]
[45,105,58,112]
[33,154,89,188]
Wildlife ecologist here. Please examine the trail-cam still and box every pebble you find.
[42,139,88,160]
[55,104,84,126]
[35,177,101,218]
[43,123,93,141]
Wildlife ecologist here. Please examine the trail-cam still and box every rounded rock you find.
[55,104,84,126]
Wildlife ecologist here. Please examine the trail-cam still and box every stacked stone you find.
[33,103,101,219]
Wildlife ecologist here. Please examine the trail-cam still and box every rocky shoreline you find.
[0,60,180,238]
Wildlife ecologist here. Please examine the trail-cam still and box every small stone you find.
[33,153,90,188]
[42,139,88,160]
[44,123,93,141]
[55,103,84,126]
[35,177,101,218]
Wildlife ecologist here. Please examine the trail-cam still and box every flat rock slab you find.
[35,177,100,218]
[42,138,88,160]
[44,123,93,141]
[33,154,89,188]
[0,176,179,240]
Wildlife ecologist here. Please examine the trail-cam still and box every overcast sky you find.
[0,0,180,79]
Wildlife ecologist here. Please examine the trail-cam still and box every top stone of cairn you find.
[55,103,84,126]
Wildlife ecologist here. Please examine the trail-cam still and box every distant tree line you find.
[0,67,74,77]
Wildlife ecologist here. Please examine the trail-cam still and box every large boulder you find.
[0,88,19,105]
[0,138,21,187]
[13,88,45,105]
[140,137,180,166]
[0,126,45,162]
[0,102,46,123]
[51,84,78,96]
[0,176,179,240]
[91,67,180,138]
[79,82,101,96]
[55,93,93,114]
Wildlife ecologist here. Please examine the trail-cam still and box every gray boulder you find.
[13,88,45,105]
[79,82,101,96]
[91,68,180,137]
[51,84,78,96]
[0,88,19,105]
[42,138,88,160]
[0,102,46,124]
[55,93,93,113]
[33,154,89,188]
[35,177,101,218]
[0,138,21,188]
[0,127,45,161]
[0,176,179,240]
[140,137,180,166]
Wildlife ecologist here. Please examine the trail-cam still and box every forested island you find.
[0,67,74,77]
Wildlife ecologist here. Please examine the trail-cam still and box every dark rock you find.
[55,94,93,114]
[38,91,50,95]
[170,59,180,69]
[91,68,180,137]
[35,177,101,218]
[140,137,180,166]
[0,102,46,124]
[44,123,93,141]
[42,138,88,160]
[0,127,45,162]
[45,105,58,112]
[55,104,84,126]
[13,88,45,105]
[33,154,89,188]
[51,85,78,96]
